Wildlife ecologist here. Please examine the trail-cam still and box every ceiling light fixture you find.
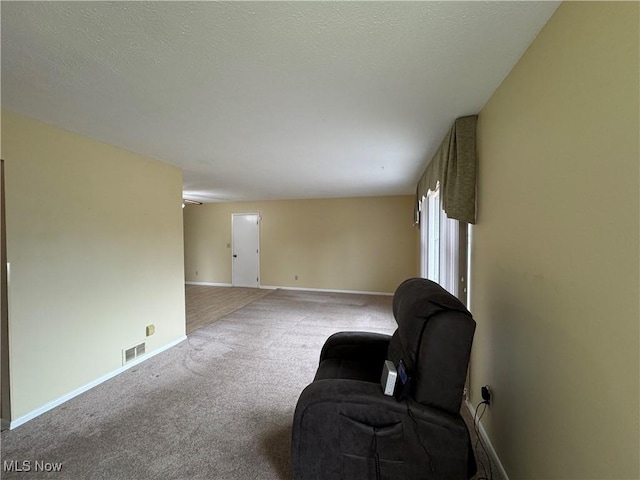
[182,198,203,209]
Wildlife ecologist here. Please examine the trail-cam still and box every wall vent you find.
[123,342,146,365]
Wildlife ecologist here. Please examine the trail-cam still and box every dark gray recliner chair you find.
[291,278,477,479]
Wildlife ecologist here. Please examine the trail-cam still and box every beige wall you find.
[184,196,418,294]
[2,111,186,419]
[472,2,639,479]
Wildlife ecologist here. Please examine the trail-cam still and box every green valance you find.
[414,115,478,225]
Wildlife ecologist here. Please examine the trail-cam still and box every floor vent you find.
[123,342,146,365]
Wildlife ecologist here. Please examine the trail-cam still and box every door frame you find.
[231,213,261,288]
[1,159,11,430]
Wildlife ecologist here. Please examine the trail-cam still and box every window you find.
[420,185,469,305]
[422,189,440,283]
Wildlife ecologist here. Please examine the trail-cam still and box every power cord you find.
[473,400,493,480]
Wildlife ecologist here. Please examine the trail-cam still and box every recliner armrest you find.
[319,331,392,364]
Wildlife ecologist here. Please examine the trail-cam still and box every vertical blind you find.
[414,115,478,225]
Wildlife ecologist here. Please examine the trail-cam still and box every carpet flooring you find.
[0,289,395,479]
[0,288,504,480]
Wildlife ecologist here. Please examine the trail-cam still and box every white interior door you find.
[231,213,260,288]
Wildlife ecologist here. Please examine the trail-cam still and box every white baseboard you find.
[9,335,187,430]
[185,281,393,296]
[465,399,510,480]
[184,282,393,297]
[260,285,393,296]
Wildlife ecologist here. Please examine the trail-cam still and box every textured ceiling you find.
[2,1,559,202]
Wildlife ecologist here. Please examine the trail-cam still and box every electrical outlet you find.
[481,385,491,405]
[146,324,155,336]
[295,275,298,280]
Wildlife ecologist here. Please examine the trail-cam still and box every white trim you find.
[467,224,473,311]
[9,335,187,430]
[185,282,393,296]
[260,285,393,296]
[185,281,233,287]
[419,195,427,278]
[465,399,510,480]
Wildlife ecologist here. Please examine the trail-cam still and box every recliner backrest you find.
[387,278,476,414]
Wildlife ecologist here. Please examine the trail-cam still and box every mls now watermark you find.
[3,460,63,473]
